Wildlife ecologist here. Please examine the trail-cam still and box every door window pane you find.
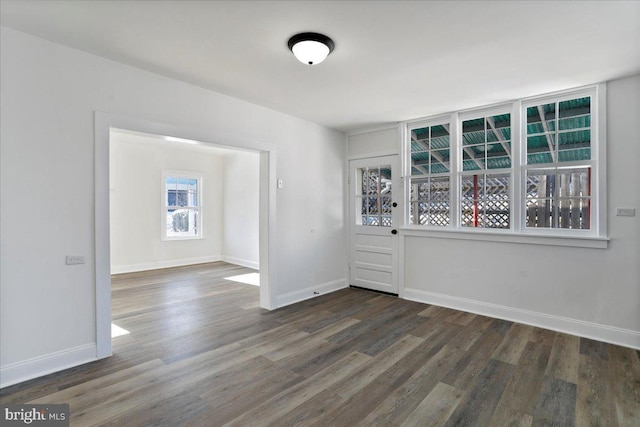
[356,165,393,227]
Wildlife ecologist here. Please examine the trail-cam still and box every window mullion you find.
[365,167,370,220]
[376,181,379,225]
[512,100,523,232]
[594,83,606,237]
[427,127,432,225]
[450,112,460,229]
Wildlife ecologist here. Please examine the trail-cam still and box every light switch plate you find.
[616,208,636,217]
[66,256,85,265]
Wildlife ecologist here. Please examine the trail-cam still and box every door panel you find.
[354,268,392,287]
[354,233,392,248]
[355,250,392,266]
[349,155,400,294]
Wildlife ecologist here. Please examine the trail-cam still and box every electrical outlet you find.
[66,256,85,265]
[616,208,636,217]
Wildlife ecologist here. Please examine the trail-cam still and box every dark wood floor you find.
[1,262,638,426]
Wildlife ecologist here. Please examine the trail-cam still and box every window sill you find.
[161,236,204,241]
[400,227,609,249]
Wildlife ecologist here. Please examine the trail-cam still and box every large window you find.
[162,173,202,240]
[524,96,592,230]
[460,112,511,229]
[404,85,604,238]
[409,123,451,226]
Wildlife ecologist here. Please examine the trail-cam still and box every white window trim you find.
[401,83,608,248]
[405,116,453,228]
[519,85,605,237]
[161,170,204,241]
[400,227,609,249]
[457,104,513,230]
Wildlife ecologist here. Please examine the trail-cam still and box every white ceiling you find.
[1,0,639,133]
[110,128,254,156]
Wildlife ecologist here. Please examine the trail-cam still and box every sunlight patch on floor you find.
[111,323,130,338]
[225,272,260,287]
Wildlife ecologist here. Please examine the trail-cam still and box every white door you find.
[349,155,400,294]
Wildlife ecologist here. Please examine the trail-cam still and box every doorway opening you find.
[95,112,277,359]
[108,129,261,340]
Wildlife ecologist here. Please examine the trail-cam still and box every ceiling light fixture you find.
[287,32,335,65]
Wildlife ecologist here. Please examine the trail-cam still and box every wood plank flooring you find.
[1,262,638,426]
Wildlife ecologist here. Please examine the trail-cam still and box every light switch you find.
[277,179,284,189]
[66,256,85,265]
[616,208,636,217]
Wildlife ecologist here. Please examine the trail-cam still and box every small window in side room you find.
[162,173,202,240]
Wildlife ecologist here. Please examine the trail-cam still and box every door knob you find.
[392,202,398,207]
[391,229,398,235]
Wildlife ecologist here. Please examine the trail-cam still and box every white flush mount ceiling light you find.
[287,32,335,65]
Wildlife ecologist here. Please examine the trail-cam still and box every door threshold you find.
[349,285,398,297]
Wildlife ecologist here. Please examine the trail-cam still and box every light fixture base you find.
[287,32,335,65]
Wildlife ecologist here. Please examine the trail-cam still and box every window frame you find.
[355,163,394,227]
[519,86,603,237]
[402,84,607,246]
[457,104,514,231]
[161,170,204,241]
[406,116,453,228]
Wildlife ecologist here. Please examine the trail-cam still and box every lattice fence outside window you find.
[460,174,510,229]
[410,177,450,226]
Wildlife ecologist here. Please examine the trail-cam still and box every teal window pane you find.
[487,156,511,169]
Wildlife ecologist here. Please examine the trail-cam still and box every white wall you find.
[347,127,397,158]
[348,75,640,349]
[222,151,260,269]
[110,133,225,273]
[0,27,346,385]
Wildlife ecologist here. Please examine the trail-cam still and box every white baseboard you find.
[403,288,640,350]
[111,255,223,274]
[222,255,259,270]
[276,279,348,308]
[0,344,97,389]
